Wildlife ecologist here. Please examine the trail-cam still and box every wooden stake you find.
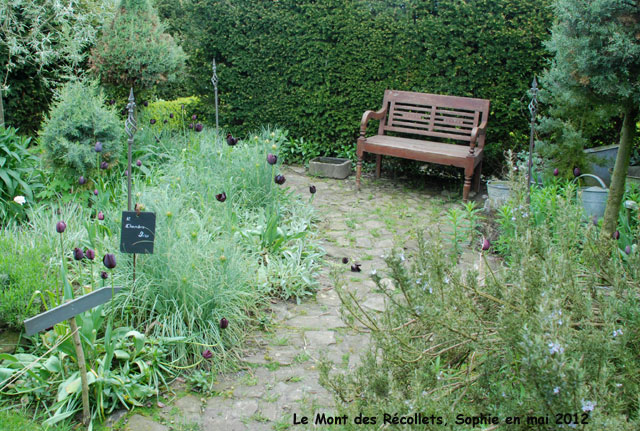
[68,316,90,425]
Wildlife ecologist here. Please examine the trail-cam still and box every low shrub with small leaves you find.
[39,80,123,176]
[321,174,640,430]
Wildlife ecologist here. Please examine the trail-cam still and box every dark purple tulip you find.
[103,253,117,269]
[220,318,229,329]
[100,161,108,170]
[482,237,491,251]
[94,141,103,153]
[73,247,84,261]
[188,123,194,129]
[216,192,227,202]
[274,174,286,185]
[195,123,203,132]
[109,99,115,105]
[351,263,362,272]
[136,159,142,167]
[101,271,108,280]
[226,133,238,146]
[97,211,104,221]
[163,119,168,124]
[85,249,95,260]
[625,245,632,255]
[309,185,316,194]
[553,168,559,177]
[191,114,197,121]
[342,257,349,264]
[93,189,98,196]
[150,118,156,125]
[202,349,213,359]
[125,170,129,177]
[143,101,148,107]
[56,221,67,233]
[267,153,277,165]
[169,113,174,119]
[573,167,580,177]
[613,230,620,240]
[79,176,87,185]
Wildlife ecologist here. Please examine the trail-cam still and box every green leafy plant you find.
[39,80,123,176]
[0,126,41,222]
[322,180,640,429]
[90,0,186,99]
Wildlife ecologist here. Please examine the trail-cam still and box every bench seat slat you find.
[384,125,473,141]
[363,135,480,165]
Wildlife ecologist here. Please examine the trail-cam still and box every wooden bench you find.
[356,90,490,201]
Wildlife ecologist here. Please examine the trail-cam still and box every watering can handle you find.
[572,174,607,189]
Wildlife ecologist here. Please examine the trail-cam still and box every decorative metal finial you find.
[526,76,538,203]
[211,58,219,134]
[211,59,218,88]
[125,88,137,140]
[528,77,538,119]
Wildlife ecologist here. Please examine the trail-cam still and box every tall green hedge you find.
[157,0,553,173]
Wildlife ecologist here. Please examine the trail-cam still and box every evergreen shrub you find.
[39,80,123,176]
[158,0,554,173]
[321,174,640,430]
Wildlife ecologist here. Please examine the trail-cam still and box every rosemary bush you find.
[321,175,640,430]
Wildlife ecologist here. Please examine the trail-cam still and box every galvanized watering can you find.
[574,174,608,219]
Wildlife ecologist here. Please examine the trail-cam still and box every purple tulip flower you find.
[195,123,203,132]
[192,114,197,121]
[79,176,87,185]
[216,192,227,202]
[342,257,349,264]
[56,221,67,233]
[202,349,213,359]
[95,141,103,153]
[93,189,99,196]
[351,263,362,272]
[220,318,229,329]
[136,159,142,167]
[309,185,316,194]
[482,237,491,251]
[85,249,96,260]
[573,167,580,177]
[267,154,277,165]
[103,253,117,269]
[553,168,559,177]
[98,211,104,221]
[625,245,632,255]
[100,161,108,170]
[150,118,156,125]
[73,247,84,260]
[169,113,174,119]
[274,174,286,185]
[613,230,620,240]
[101,271,108,280]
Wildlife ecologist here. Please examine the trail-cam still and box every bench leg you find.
[375,155,382,179]
[472,160,483,193]
[356,156,362,191]
[463,166,473,202]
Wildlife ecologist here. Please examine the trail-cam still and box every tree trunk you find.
[601,104,639,238]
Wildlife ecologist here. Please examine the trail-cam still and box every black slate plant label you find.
[120,211,156,254]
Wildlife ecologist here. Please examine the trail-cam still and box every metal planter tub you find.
[486,180,512,209]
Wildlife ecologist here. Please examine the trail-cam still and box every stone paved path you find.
[118,167,468,431]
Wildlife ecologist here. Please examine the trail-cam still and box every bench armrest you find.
[469,120,488,154]
[359,107,388,138]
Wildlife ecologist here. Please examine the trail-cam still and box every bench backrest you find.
[378,90,490,145]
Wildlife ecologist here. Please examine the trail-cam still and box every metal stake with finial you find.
[125,88,137,211]
[527,77,538,204]
[125,88,138,283]
[211,58,219,136]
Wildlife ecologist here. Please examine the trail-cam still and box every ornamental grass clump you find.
[321,174,640,430]
[111,127,321,368]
